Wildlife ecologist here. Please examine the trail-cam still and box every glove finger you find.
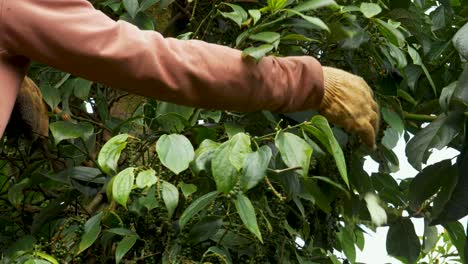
[370,111,380,135]
[357,121,376,149]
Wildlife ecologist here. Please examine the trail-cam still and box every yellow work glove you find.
[319,67,379,149]
[7,77,49,140]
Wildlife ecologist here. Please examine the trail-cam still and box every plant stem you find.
[403,112,437,122]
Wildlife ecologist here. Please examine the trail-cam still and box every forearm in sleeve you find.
[0,0,324,113]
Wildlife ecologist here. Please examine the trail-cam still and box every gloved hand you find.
[319,67,379,149]
[5,77,49,140]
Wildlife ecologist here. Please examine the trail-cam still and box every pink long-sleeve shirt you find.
[0,0,324,137]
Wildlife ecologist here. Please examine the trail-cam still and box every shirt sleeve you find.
[0,0,324,113]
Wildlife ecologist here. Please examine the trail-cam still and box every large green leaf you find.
[156,102,194,121]
[115,236,138,264]
[303,116,348,187]
[112,167,135,208]
[431,146,468,224]
[161,181,179,218]
[135,169,157,189]
[443,221,466,262]
[98,134,129,175]
[267,0,287,11]
[234,193,263,242]
[241,145,272,191]
[71,78,92,100]
[360,2,381,18]
[293,0,337,12]
[229,133,252,171]
[123,0,139,18]
[405,112,463,170]
[453,65,468,106]
[211,141,239,193]
[375,19,405,48]
[386,218,421,264]
[220,3,248,27]
[191,139,220,175]
[407,46,437,96]
[337,226,356,263]
[453,22,468,59]
[249,32,281,44]
[179,191,218,228]
[275,131,312,178]
[156,134,195,175]
[188,216,223,244]
[77,212,103,255]
[50,121,94,145]
[408,160,457,212]
[242,44,274,61]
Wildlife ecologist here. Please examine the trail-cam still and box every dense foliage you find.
[1,0,468,263]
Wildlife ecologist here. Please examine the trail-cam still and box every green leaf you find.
[249,32,281,44]
[229,133,252,171]
[337,226,356,263]
[422,221,438,254]
[71,78,92,100]
[220,3,248,27]
[34,252,59,264]
[188,216,223,244]
[375,19,405,47]
[312,176,349,196]
[275,132,312,178]
[156,134,195,175]
[242,44,274,61]
[39,82,61,110]
[211,141,239,193]
[286,10,329,31]
[248,9,261,25]
[98,134,129,175]
[178,182,197,198]
[381,107,404,134]
[408,160,456,212]
[77,212,103,255]
[293,0,337,12]
[453,22,468,59]
[303,116,348,187]
[443,221,466,262]
[360,3,381,18]
[106,228,138,237]
[405,112,463,170]
[234,193,263,242]
[440,82,457,112]
[161,181,179,218]
[135,169,157,189]
[8,179,29,207]
[407,46,437,96]
[179,191,218,228]
[123,0,139,18]
[50,121,94,145]
[115,236,137,264]
[387,42,407,69]
[386,218,421,264]
[267,0,287,11]
[202,246,233,264]
[112,167,135,208]
[192,139,220,175]
[139,0,158,11]
[156,102,194,121]
[453,65,468,105]
[432,146,468,224]
[241,146,272,191]
[139,186,159,211]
